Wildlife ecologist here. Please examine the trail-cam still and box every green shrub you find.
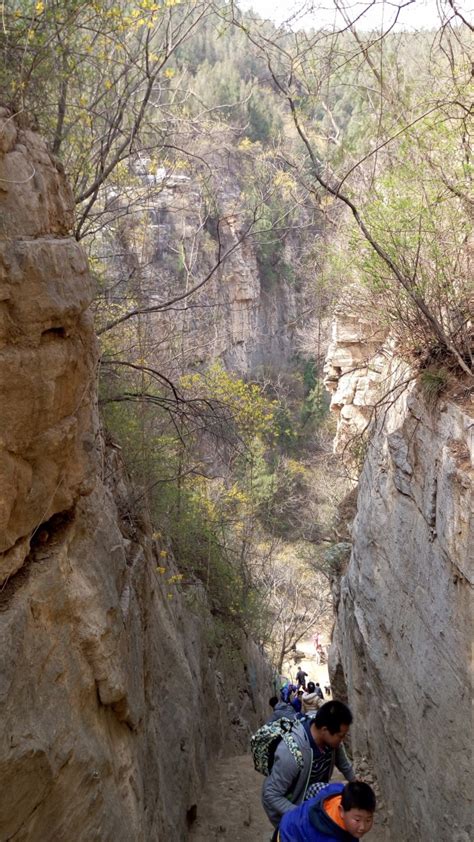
[419,367,450,406]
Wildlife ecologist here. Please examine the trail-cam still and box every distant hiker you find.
[296,666,308,690]
[324,685,331,697]
[277,780,376,841]
[268,685,298,723]
[292,690,304,715]
[262,701,356,828]
[315,683,324,700]
[302,683,324,716]
[275,675,291,695]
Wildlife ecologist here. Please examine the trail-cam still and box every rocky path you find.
[188,754,391,841]
[188,754,271,842]
[188,754,390,842]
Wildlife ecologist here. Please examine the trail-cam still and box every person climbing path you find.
[188,743,390,841]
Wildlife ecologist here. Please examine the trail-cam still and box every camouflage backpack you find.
[250,717,304,776]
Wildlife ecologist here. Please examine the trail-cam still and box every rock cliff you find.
[325,301,473,841]
[100,135,315,378]
[0,108,97,586]
[0,112,271,841]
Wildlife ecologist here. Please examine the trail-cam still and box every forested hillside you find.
[0,2,472,839]
[3,1,470,666]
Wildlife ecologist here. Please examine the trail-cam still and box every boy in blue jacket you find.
[277,781,376,841]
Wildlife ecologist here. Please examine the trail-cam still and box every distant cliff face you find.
[0,112,271,842]
[102,137,315,378]
[323,287,388,461]
[325,300,473,841]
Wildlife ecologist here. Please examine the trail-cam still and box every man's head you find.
[269,695,278,709]
[339,781,376,838]
[312,700,353,747]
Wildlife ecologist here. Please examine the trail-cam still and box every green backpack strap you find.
[281,731,304,770]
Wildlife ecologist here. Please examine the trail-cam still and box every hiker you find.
[296,666,308,690]
[262,700,356,828]
[292,690,304,715]
[302,682,324,716]
[324,685,331,698]
[277,780,376,841]
[268,685,298,723]
[315,683,324,700]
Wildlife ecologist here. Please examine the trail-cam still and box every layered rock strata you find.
[323,287,388,460]
[0,112,271,842]
[100,134,316,378]
[326,301,473,841]
[0,109,97,584]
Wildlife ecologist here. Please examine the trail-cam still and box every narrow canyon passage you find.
[189,638,391,842]
[1,3,472,836]
[188,753,392,842]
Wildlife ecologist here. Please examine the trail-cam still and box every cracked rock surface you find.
[326,297,473,841]
[0,112,271,842]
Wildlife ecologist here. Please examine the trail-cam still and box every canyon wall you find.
[100,133,315,378]
[0,112,271,842]
[325,302,473,841]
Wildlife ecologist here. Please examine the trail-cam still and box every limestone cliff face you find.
[0,113,271,841]
[325,302,473,841]
[0,109,97,584]
[103,139,313,377]
[323,288,388,459]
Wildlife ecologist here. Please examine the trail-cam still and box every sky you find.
[236,0,473,31]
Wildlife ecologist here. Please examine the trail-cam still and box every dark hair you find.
[314,700,353,733]
[341,781,376,813]
[269,696,279,709]
[307,681,316,693]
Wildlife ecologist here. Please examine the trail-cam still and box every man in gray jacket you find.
[262,700,356,828]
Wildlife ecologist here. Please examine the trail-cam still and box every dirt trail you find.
[188,754,271,842]
[188,754,390,842]
[188,641,390,841]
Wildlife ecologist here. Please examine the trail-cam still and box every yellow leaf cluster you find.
[285,458,306,477]
[181,363,277,442]
[225,485,249,506]
[273,171,296,193]
[139,0,161,9]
